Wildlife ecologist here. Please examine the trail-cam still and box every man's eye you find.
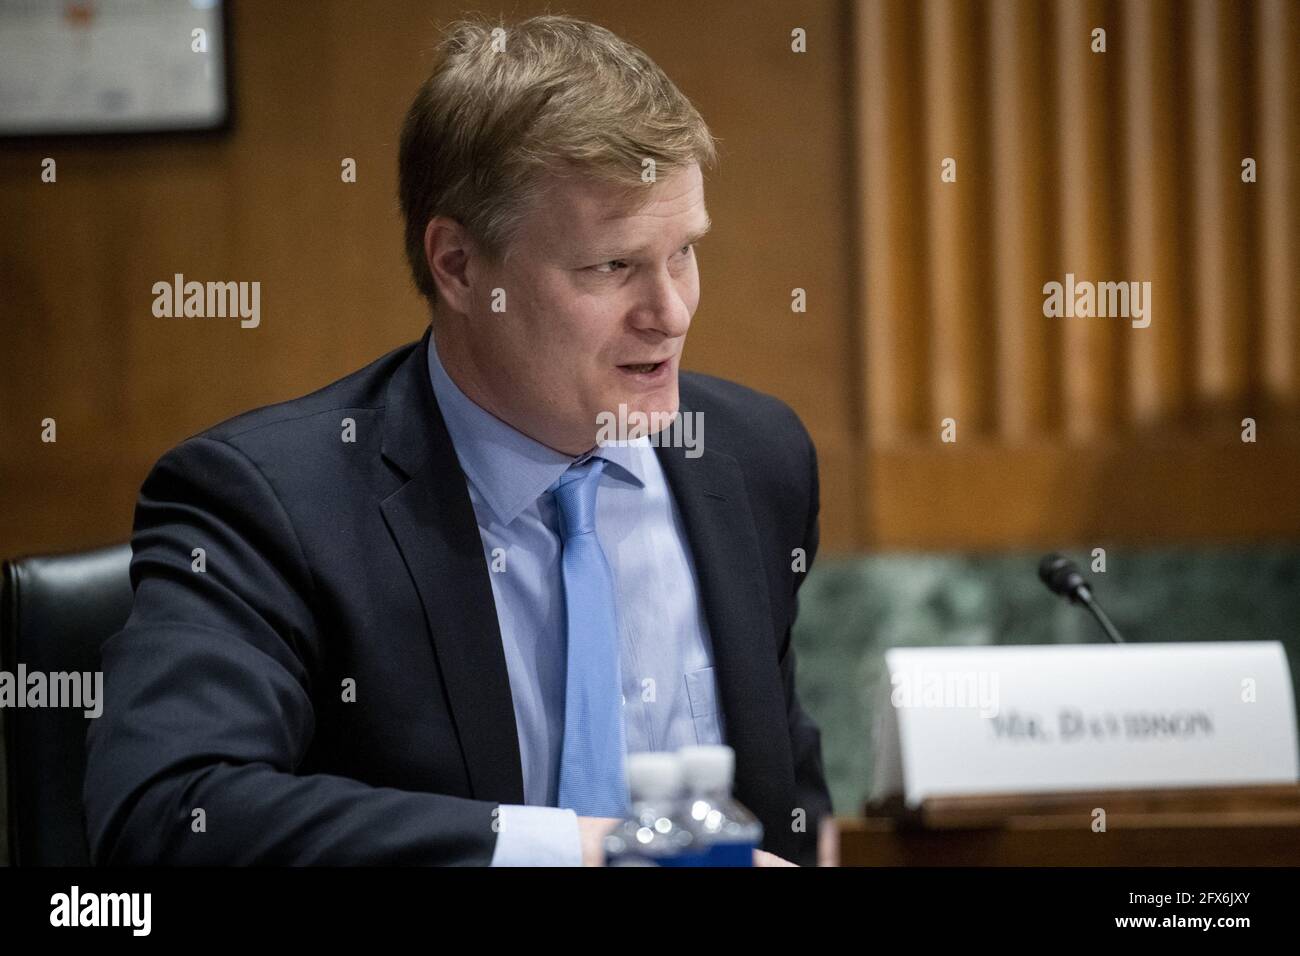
[589,245,693,274]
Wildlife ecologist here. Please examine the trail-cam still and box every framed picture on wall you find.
[0,0,231,137]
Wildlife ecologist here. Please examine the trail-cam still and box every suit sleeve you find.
[84,436,501,865]
[776,424,833,866]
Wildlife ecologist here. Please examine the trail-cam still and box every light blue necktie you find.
[550,455,629,817]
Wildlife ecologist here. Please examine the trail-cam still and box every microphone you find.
[1037,553,1127,644]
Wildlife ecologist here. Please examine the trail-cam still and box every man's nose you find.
[632,269,693,337]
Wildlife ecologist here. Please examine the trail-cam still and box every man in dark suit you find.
[84,13,831,866]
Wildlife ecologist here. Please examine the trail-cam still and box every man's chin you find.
[594,392,680,443]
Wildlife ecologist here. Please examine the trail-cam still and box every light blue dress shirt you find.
[425,332,726,866]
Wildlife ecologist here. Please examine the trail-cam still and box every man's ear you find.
[424,216,475,315]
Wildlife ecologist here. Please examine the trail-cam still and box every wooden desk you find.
[834,784,1300,866]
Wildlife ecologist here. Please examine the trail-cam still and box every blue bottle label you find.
[704,841,754,867]
[654,850,714,867]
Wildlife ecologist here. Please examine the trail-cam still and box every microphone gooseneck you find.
[1037,553,1126,644]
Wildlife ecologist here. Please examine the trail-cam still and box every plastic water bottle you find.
[603,752,709,866]
[679,745,762,867]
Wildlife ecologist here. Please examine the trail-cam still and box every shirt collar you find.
[426,330,647,527]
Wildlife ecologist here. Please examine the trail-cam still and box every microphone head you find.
[1038,553,1089,603]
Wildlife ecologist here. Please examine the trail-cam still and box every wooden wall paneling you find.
[860,0,929,448]
[1257,0,1298,408]
[1189,0,1252,409]
[1055,0,1121,442]
[853,0,1300,548]
[922,0,990,440]
[1123,0,1188,427]
[989,0,1053,441]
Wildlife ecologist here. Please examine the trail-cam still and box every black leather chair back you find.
[1,544,133,866]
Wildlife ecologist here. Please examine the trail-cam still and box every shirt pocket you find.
[685,665,723,746]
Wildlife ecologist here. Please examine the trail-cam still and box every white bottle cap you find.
[679,745,735,793]
[626,752,684,801]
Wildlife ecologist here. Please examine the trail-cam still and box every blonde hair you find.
[398,14,719,306]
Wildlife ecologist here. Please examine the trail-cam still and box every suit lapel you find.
[653,395,798,841]
[378,328,525,804]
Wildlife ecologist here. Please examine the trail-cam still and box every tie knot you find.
[549,456,606,541]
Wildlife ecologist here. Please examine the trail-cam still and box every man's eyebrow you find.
[683,217,713,244]
[584,216,712,260]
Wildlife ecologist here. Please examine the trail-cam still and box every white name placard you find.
[869,642,1299,807]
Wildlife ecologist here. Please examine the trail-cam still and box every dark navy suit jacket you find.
[84,326,832,865]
